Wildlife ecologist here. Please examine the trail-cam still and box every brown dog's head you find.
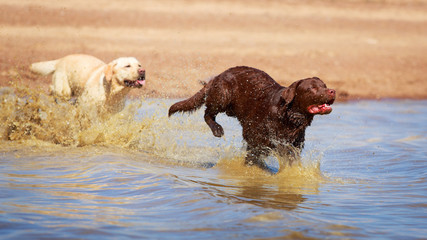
[282,77,336,115]
[104,57,146,89]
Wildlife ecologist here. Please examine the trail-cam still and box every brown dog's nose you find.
[328,89,336,96]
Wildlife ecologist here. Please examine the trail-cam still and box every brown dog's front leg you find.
[245,146,269,170]
[204,112,224,137]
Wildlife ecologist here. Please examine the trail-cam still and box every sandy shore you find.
[1,0,426,100]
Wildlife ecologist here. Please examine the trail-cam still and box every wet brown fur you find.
[169,66,335,169]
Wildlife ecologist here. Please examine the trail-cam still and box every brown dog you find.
[169,66,336,169]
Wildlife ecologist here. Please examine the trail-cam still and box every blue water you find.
[0,99,426,239]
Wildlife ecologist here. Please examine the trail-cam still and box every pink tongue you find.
[308,104,332,114]
[137,80,146,86]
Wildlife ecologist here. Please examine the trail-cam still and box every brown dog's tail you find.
[168,84,209,117]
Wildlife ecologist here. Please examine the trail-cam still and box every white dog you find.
[30,54,146,113]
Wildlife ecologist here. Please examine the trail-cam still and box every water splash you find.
[0,85,226,165]
[0,85,149,148]
[215,149,326,195]
[1,85,328,187]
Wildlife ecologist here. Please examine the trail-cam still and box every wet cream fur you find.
[30,54,143,113]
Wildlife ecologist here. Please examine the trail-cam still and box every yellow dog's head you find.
[104,57,145,89]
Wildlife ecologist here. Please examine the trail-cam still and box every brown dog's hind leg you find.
[204,110,224,137]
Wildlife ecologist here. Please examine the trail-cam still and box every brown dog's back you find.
[169,66,281,118]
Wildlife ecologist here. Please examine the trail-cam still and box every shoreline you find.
[1,65,426,102]
[1,0,426,100]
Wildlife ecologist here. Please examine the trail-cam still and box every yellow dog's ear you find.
[104,62,116,81]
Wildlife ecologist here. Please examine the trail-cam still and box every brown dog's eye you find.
[308,87,317,93]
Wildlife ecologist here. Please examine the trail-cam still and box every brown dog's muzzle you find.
[307,88,336,115]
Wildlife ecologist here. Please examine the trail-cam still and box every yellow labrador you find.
[30,54,146,112]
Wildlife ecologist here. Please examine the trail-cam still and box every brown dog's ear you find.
[281,80,301,106]
[104,62,116,82]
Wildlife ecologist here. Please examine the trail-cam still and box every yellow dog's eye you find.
[125,65,131,68]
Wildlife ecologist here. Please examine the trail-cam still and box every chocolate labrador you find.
[169,66,336,169]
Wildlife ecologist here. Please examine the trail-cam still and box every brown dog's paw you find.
[212,125,224,137]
